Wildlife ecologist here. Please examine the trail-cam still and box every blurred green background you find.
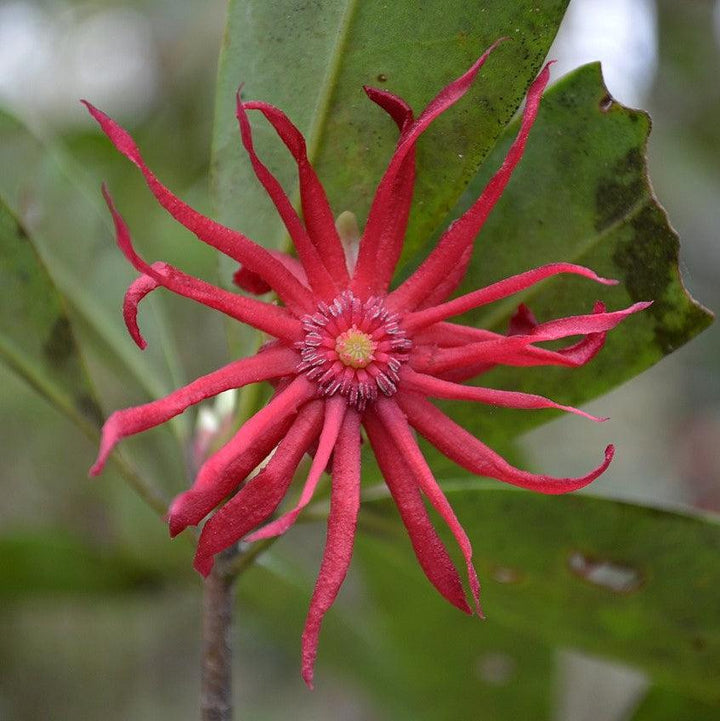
[0,0,718,719]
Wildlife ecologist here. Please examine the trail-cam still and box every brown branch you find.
[201,550,237,721]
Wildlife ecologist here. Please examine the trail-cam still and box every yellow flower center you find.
[335,326,377,369]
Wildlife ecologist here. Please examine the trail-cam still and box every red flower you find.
[86,44,649,687]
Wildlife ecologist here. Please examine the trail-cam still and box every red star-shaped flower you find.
[86,43,649,686]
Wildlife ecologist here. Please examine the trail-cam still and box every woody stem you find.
[201,548,237,721]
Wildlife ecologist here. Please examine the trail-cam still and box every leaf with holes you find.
[237,536,555,720]
[358,486,720,704]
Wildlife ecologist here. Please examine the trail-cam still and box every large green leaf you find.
[212,0,569,251]
[423,63,712,443]
[238,533,554,720]
[358,486,720,704]
[0,198,101,436]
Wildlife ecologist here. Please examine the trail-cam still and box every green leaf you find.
[239,537,554,720]
[0,198,101,435]
[212,0,569,251]
[358,486,720,703]
[0,198,172,515]
[425,63,712,442]
[0,530,162,596]
[630,686,720,721]
[0,110,183,414]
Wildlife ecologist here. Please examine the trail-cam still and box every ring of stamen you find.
[297,291,412,409]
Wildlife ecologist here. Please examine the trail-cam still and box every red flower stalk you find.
[86,44,649,687]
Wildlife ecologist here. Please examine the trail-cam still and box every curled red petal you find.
[233,250,308,295]
[508,303,538,335]
[193,400,325,577]
[389,62,551,312]
[89,345,298,476]
[374,398,482,616]
[123,271,159,349]
[363,86,414,132]
[83,101,314,313]
[168,375,315,536]
[243,101,349,283]
[301,409,361,688]
[245,396,347,542]
[398,392,614,494]
[103,188,302,342]
[236,96,338,300]
[364,411,471,614]
[403,262,617,331]
[401,367,606,422]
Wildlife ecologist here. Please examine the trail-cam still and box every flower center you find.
[335,327,376,369]
[297,291,412,410]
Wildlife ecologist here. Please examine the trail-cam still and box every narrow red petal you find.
[168,375,315,536]
[364,411,471,614]
[246,396,347,542]
[411,300,646,377]
[243,101,349,283]
[416,245,474,309]
[193,400,324,576]
[525,301,652,341]
[399,392,614,494]
[403,262,617,332]
[351,87,416,296]
[236,96,338,299]
[374,398,482,616]
[401,367,606,422]
[301,409,361,688]
[388,62,551,312]
[89,345,298,476]
[417,327,606,382]
[83,101,314,313]
[411,334,540,376]
[103,187,303,342]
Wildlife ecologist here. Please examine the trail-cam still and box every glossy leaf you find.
[422,63,712,443]
[212,0,569,252]
[358,485,720,704]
